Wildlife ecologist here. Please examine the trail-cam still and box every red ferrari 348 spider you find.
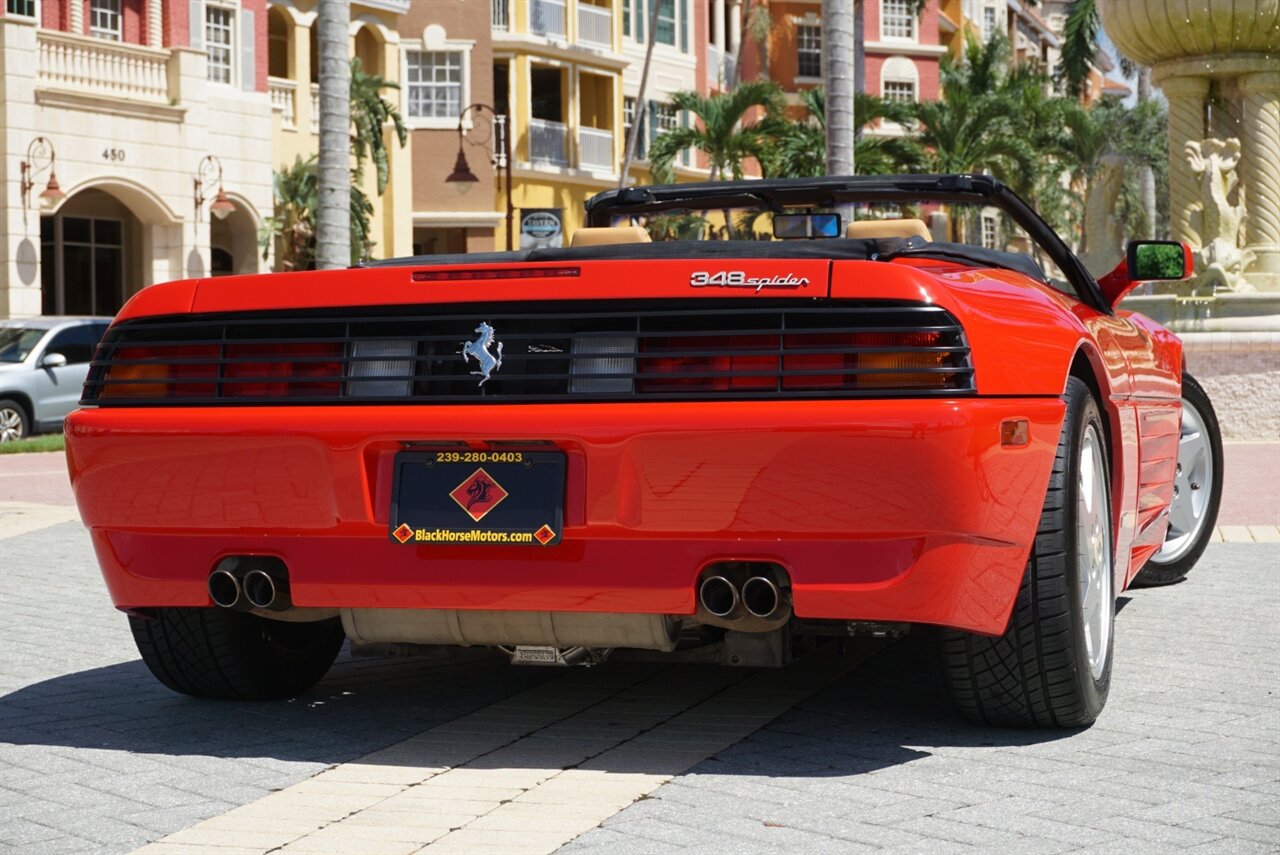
[66,175,1223,728]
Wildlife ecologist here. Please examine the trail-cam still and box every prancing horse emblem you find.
[461,322,503,386]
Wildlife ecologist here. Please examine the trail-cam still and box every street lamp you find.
[444,103,515,252]
[20,136,67,212]
[193,155,237,222]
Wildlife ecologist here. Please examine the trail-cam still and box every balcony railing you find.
[37,29,171,104]
[579,127,614,172]
[529,117,569,166]
[577,3,612,49]
[530,0,567,40]
[269,77,297,129]
[723,51,737,87]
[310,83,320,132]
[492,0,509,30]
[707,44,722,87]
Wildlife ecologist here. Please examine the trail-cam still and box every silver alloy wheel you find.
[1150,397,1214,565]
[1077,424,1113,682]
[0,406,24,443]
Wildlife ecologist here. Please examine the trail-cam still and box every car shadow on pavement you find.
[1,629,1074,780]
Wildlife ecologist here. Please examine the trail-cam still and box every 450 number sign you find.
[102,148,126,163]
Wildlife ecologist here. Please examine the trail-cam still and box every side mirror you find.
[1097,240,1192,309]
[40,352,68,369]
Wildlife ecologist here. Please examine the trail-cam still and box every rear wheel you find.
[129,607,344,700]
[941,377,1114,727]
[1133,373,1223,587]
[0,399,29,443]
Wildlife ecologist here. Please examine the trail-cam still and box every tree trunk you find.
[619,0,663,189]
[1136,66,1157,239]
[316,0,351,269]
[824,0,854,176]
[853,0,865,140]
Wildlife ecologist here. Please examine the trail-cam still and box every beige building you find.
[1,0,275,319]
[265,0,413,263]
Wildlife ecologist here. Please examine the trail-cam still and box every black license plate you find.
[390,451,565,547]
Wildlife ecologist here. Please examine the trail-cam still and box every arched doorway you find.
[40,189,142,315]
[267,5,293,79]
[209,199,261,277]
[353,24,383,77]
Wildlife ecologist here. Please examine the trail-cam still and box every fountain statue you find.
[1186,138,1256,293]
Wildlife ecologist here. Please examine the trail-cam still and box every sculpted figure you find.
[1186,138,1257,293]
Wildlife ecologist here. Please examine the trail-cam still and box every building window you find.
[90,0,122,41]
[881,0,916,40]
[406,51,463,119]
[6,0,37,18]
[654,0,676,45]
[796,24,821,78]
[655,101,678,135]
[982,5,999,41]
[981,214,998,249]
[622,0,631,37]
[883,79,915,102]
[206,4,236,85]
[623,96,645,158]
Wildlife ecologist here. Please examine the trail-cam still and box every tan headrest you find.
[570,226,653,247]
[845,218,932,241]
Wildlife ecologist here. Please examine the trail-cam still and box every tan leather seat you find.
[569,226,653,247]
[845,218,932,241]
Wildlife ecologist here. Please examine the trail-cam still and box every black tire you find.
[0,398,30,443]
[1132,373,1223,588]
[941,377,1114,728]
[129,607,344,700]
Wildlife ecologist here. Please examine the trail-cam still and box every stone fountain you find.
[1101,0,1279,301]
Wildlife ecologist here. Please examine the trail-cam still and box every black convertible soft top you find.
[365,236,1048,283]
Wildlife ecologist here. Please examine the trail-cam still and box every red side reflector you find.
[1001,419,1030,447]
[412,266,580,282]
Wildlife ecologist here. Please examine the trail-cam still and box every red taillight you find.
[99,345,219,399]
[223,342,343,398]
[637,335,776,392]
[634,330,951,393]
[98,342,343,399]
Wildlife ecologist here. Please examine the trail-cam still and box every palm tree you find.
[264,155,375,270]
[823,0,854,175]
[1060,0,1156,235]
[646,81,785,182]
[349,57,408,196]
[647,81,783,239]
[315,0,350,270]
[766,88,922,178]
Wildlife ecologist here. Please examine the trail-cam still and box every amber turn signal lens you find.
[1001,418,1030,448]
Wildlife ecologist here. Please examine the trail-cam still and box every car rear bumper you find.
[66,398,1064,635]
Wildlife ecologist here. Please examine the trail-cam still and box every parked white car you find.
[0,317,112,442]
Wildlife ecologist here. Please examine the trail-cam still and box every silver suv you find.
[0,317,112,443]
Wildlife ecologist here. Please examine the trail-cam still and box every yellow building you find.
[264,0,413,264]
[493,0,626,244]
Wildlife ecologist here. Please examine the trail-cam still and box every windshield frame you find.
[585,174,1107,314]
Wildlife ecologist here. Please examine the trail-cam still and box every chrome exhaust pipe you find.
[208,568,241,609]
[698,575,739,618]
[243,568,291,611]
[741,576,781,619]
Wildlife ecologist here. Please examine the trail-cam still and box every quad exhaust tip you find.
[243,569,280,610]
[741,576,781,619]
[698,575,739,618]
[207,568,241,609]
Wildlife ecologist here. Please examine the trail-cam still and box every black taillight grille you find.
[83,300,974,404]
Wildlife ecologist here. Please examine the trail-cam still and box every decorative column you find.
[148,0,163,46]
[713,0,726,62]
[69,0,84,35]
[728,0,741,56]
[1238,69,1280,289]
[1158,73,1210,248]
